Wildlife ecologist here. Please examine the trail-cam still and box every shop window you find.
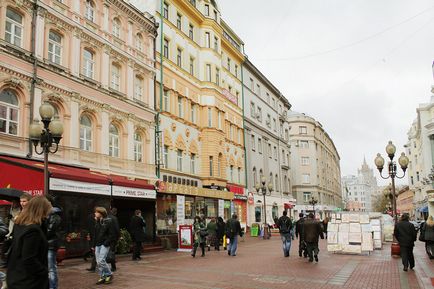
[185,197,194,219]
[156,194,177,234]
[195,197,205,218]
[48,30,62,65]
[205,198,217,218]
[272,205,278,221]
[168,176,172,183]
[255,206,261,222]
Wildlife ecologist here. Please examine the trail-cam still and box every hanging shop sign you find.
[112,186,156,199]
[50,178,110,195]
[158,182,234,200]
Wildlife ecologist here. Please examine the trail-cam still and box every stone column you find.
[35,8,46,60]
[127,119,134,160]
[127,21,133,46]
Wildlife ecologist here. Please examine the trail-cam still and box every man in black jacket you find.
[226,214,242,256]
[94,207,116,285]
[302,213,324,262]
[295,213,307,258]
[277,211,292,257]
[108,207,120,272]
[394,213,417,271]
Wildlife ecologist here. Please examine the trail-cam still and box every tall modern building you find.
[288,111,342,218]
[243,58,294,226]
[0,0,157,253]
[341,159,377,212]
[405,84,434,219]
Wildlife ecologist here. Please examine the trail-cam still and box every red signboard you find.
[178,225,193,252]
[0,161,44,196]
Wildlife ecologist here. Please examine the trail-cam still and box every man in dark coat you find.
[226,214,243,256]
[108,207,120,271]
[130,210,146,260]
[295,213,308,258]
[277,211,292,257]
[394,213,417,271]
[302,213,324,262]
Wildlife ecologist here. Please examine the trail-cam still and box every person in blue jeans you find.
[94,207,116,285]
[226,214,243,256]
[277,211,293,257]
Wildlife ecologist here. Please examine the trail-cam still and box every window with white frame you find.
[85,0,95,22]
[189,24,194,40]
[79,115,92,151]
[230,166,234,182]
[214,36,218,52]
[302,174,310,184]
[176,13,182,30]
[303,192,311,203]
[227,58,231,71]
[191,104,196,123]
[206,64,211,81]
[299,126,307,134]
[177,149,183,171]
[301,157,310,165]
[163,38,169,58]
[177,48,182,67]
[208,107,212,127]
[189,57,194,75]
[111,64,120,91]
[235,65,238,77]
[163,2,169,19]
[109,124,119,157]
[112,18,121,38]
[177,96,183,118]
[82,49,94,78]
[5,8,23,47]
[163,89,169,112]
[163,145,169,168]
[134,76,143,100]
[204,4,209,16]
[0,89,19,136]
[205,32,210,48]
[300,140,309,148]
[134,132,143,162]
[251,135,255,150]
[48,30,62,65]
[190,153,196,173]
[215,68,220,85]
[250,102,255,117]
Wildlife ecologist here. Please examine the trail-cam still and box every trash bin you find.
[251,223,259,237]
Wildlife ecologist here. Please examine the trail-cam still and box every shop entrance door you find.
[112,198,156,243]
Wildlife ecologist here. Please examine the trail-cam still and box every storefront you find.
[0,155,156,257]
[228,185,247,228]
[156,181,233,248]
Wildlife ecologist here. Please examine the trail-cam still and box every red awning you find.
[284,203,294,209]
[109,174,154,190]
[227,184,244,195]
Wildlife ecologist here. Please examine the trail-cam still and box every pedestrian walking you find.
[216,217,225,251]
[6,196,52,289]
[46,195,62,289]
[206,217,217,251]
[295,213,307,258]
[130,210,146,261]
[107,207,120,271]
[277,211,292,257]
[191,216,207,257]
[1,199,21,268]
[302,212,324,262]
[0,216,9,287]
[418,215,434,259]
[394,213,417,271]
[226,214,243,256]
[94,207,115,285]
[322,217,329,239]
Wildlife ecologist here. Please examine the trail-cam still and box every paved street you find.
[58,236,433,289]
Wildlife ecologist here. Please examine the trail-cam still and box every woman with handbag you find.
[420,215,434,259]
[191,216,207,257]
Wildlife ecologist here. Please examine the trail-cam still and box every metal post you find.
[44,146,49,195]
[391,176,397,223]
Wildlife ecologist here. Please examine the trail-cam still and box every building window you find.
[258,138,262,154]
[83,49,94,78]
[5,8,23,47]
[191,104,196,123]
[218,111,222,130]
[0,89,19,136]
[229,125,233,140]
[134,76,143,100]
[275,174,279,191]
[190,153,196,173]
[208,107,212,127]
[189,0,196,6]
[176,13,182,29]
[227,58,231,71]
[112,18,121,38]
[163,145,169,168]
[250,102,255,117]
[215,68,220,85]
[204,4,209,16]
[273,118,276,131]
[214,37,218,52]
[230,166,234,182]
[177,48,182,67]
[238,168,241,183]
[300,140,309,148]
[209,156,213,176]
[111,64,120,91]
[177,149,183,171]
[163,2,169,19]
[218,154,222,177]
[48,31,62,65]
[235,65,238,77]
[177,96,183,118]
[85,0,95,22]
[303,192,311,203]
[79,115,92,151]
[163,89,169,112]
[302,174,310,184]
[253,167,257,186]
[163,38,169,58]
[136,33,143,51]
[189,57,194,75]
[134,132,143,162]
[205,32,210,48]
[273,146,277,159]
[109,124,119,157]
[206,64,212,81]
[256,84,261,96]
[257,107,262,122]
[251,135,255,150]
[299,126,307,134]
[268,143,272,158]
[189,24,194,39]
[301,157,310,165]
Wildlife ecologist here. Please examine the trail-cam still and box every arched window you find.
[269,172,273,184]
[284,175,288,192]
[0,89,19,135]
[259,169,263,183]
[112,18,121,38]
[48,30,62,65]
[134,75,143,101]
[217,153,222,177]
[111,63,120,91]
[79,115,92,151]
[109,123,119,157]
[252,167,257,187]
[136,33,143,51]
[83,49,94,78]
[85,0,95,22]
[275,174,279,192]
[230,165,234,182]
[5,8,23,47]
[134,132,143,162]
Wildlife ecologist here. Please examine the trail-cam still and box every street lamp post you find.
[255,177,273,240]
[29,102,64,195]
[309,195,318,215]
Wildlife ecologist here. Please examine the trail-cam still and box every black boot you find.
[201,244,205,257]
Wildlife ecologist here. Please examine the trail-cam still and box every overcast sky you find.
[218,0,434,185]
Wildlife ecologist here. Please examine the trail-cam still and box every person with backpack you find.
[277,211,293,257]
[226,214,243,256]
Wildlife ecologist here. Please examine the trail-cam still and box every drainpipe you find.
[241,62,248,190]
[28,0,39,158]
[155,0,164,179]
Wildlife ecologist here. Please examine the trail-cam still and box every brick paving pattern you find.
[58,236,433,289]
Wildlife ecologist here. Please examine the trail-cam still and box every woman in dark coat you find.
[216,217,226,251]
[7,196,52,289]
[130,210,146,260]
[191,216,206,257]
[420,215,434,259]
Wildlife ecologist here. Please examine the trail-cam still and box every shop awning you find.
[284,203,294,209]
[0,155,155,199]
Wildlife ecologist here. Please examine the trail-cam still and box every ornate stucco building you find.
[0,0,157,253]
[288,111,342,218]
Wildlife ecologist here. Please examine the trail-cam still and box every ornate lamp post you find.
[255,177,273,239]
[29,102,64,195]
[309,195,318,214]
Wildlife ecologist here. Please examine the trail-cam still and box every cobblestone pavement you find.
[58,235,433,289]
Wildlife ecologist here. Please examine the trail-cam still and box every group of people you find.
[277,211,324,262]
[191,214,243,258]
